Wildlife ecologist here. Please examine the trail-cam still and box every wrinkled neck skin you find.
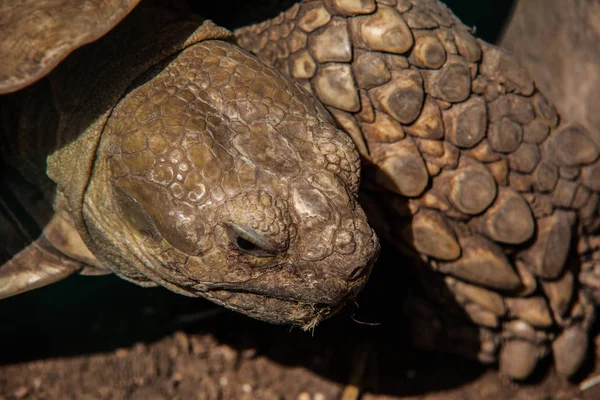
[46,10,379,327]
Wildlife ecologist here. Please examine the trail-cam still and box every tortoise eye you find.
[225,224,276,257]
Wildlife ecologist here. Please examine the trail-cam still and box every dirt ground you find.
[2,244,600,400]
[4,1,599,399]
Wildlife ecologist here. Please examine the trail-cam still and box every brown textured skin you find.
[501,0,600,150]
[501,0,600,306]
[0,0,142,94]
[0,5,379,328]
[235,0,600,379]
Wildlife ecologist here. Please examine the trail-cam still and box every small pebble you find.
[115,348,129,358]
[298,392,312,400]
[242,383,252,393]
[170,372,183,383]
[32,377,42,390]
[13,386,29,399]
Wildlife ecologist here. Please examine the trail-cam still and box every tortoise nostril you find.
[333,230,356,255]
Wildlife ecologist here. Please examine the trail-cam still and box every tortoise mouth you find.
[204,289,350,329]
[199,253,376,327]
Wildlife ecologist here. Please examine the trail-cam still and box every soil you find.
[2,244,600,400]
[3,1,598,399]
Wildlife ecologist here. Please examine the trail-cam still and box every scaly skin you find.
[501,0,600,309]
[0,6,379,328]
[236,0,600,379]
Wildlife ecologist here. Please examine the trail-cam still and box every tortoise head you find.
[83,40,379,327]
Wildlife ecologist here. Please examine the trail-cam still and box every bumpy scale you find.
[236,0,600,379]
[0,6,379,329]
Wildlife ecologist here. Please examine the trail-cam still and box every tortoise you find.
[0,1,380,329]
[234,0,600,380]
[1,0,599,382]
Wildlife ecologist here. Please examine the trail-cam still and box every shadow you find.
[0,241,486,397]
[442,0,516,43]
[0,165,51,265]
[193,0,298,29]
[199,0,516,43]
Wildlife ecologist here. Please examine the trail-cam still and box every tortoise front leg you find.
[0,164,108,298]
[502,1,600,359]
[0,172,110,299]
[236,0,600,379]
[0,227,83,300]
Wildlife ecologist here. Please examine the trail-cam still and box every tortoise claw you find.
[0,235,82,299]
